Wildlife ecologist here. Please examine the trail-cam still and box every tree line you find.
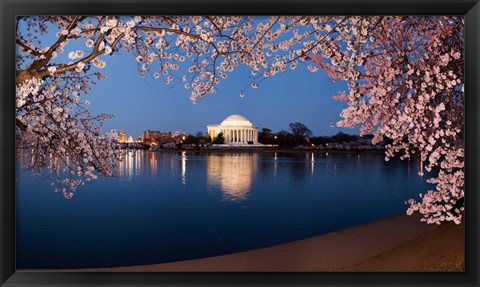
[258,122,383,148]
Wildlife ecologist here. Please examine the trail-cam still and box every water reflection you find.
[150,152,158,175]
[18,149,427,198]
[118,150,164,179]
[119,150,136,179]
[311,153,315,176]
[181,151,187,186]
[206,153,258,202]
[274,152,278,176]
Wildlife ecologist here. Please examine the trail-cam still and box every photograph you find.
[13,15,467,273]
[3,0,480,285]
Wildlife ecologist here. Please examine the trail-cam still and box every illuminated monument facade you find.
[207,114,258,144]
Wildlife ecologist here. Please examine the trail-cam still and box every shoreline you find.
[133,148,387,154]
[19,213,464,272]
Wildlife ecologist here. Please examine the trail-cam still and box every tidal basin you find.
[16,150,431,269]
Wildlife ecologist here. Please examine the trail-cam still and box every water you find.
[16,150,430,269]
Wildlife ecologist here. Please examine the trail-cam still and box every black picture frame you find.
[1,0,479,286]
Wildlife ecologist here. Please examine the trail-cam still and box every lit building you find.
[207,114,258,144]
[141,130,190,145]
[171,131,190,139]
[105,129,127,143]
[141,130,163,145]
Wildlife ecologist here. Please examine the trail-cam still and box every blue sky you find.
[87,51,358,139]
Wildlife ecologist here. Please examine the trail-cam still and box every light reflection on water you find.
[115,150,427,203]
[181,151,187,186]
[16,150,431,269]
[115,150,426,203]
[117,151,259,202]
[206,153,258,202]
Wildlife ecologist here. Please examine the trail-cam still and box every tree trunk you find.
[16,69,47,86]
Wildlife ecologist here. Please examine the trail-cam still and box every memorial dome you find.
[207,114,258,144]
[221,114,253,126]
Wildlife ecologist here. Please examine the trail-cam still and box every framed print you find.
[1,0,479,286]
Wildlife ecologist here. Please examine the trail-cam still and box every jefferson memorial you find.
[207,114,258,144]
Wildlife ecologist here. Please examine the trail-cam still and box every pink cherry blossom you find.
[311,16,464,225]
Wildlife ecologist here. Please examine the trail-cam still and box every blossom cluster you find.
[16,72,121,198]
[311,16,464,224]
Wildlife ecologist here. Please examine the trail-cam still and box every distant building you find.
[105,130,127,143]
[141,130,163,145]
[207,114,258,144]
[141,130,190,145]
[171,131,190,141]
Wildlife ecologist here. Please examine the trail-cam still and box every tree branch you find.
[27,16,86,71]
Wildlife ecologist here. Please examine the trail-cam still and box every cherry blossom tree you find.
[16,16,464,225]
[310,16,464,225]
[16,16,333,198]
